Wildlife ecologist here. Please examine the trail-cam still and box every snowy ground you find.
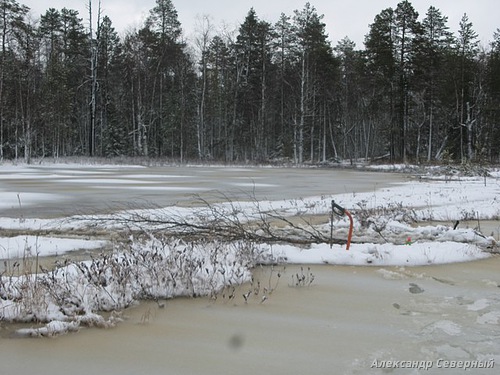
[0,162,498,336]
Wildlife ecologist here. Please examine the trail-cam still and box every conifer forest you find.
[1,0,499,164]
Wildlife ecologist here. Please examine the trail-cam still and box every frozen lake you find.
[0,164,406,218]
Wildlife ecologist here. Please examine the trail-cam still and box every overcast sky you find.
[21,0,499,47]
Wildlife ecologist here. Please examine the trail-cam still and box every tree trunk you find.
[464,101,476,161]
[427,105,433,162]
[298,50,306,164]
[88,0,101,157]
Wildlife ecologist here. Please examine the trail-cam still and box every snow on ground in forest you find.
[0,162,498,335]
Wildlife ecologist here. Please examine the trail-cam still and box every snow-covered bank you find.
[261,241,490,266]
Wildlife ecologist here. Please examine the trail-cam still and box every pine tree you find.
[365,7,397,161]
[415,6,453,161]
[273,13,295,159]
[234,8,274,160]
[485,29,500,161]
[456,13,479,161]
[204,35,233,160]
[365,1,422,162]
[394,0,421,161]
[292,2,334,163]
[135,0,194,158]
[97,16,126,156]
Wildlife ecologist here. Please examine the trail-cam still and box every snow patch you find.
[423,320,462,336]
[477,311,500,325]
[467,299,491,311]
[0,236,107,259]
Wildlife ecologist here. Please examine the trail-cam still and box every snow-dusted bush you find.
[0,236,262,336]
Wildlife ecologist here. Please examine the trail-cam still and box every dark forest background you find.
[1,0,499,164]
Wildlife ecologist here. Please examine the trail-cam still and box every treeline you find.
[1,0,499,163]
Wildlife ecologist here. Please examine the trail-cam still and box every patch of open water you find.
[1,258,499,374]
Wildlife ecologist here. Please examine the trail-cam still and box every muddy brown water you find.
[1,259,499,375]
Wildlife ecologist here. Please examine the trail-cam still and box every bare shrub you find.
[0,235,262,334]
